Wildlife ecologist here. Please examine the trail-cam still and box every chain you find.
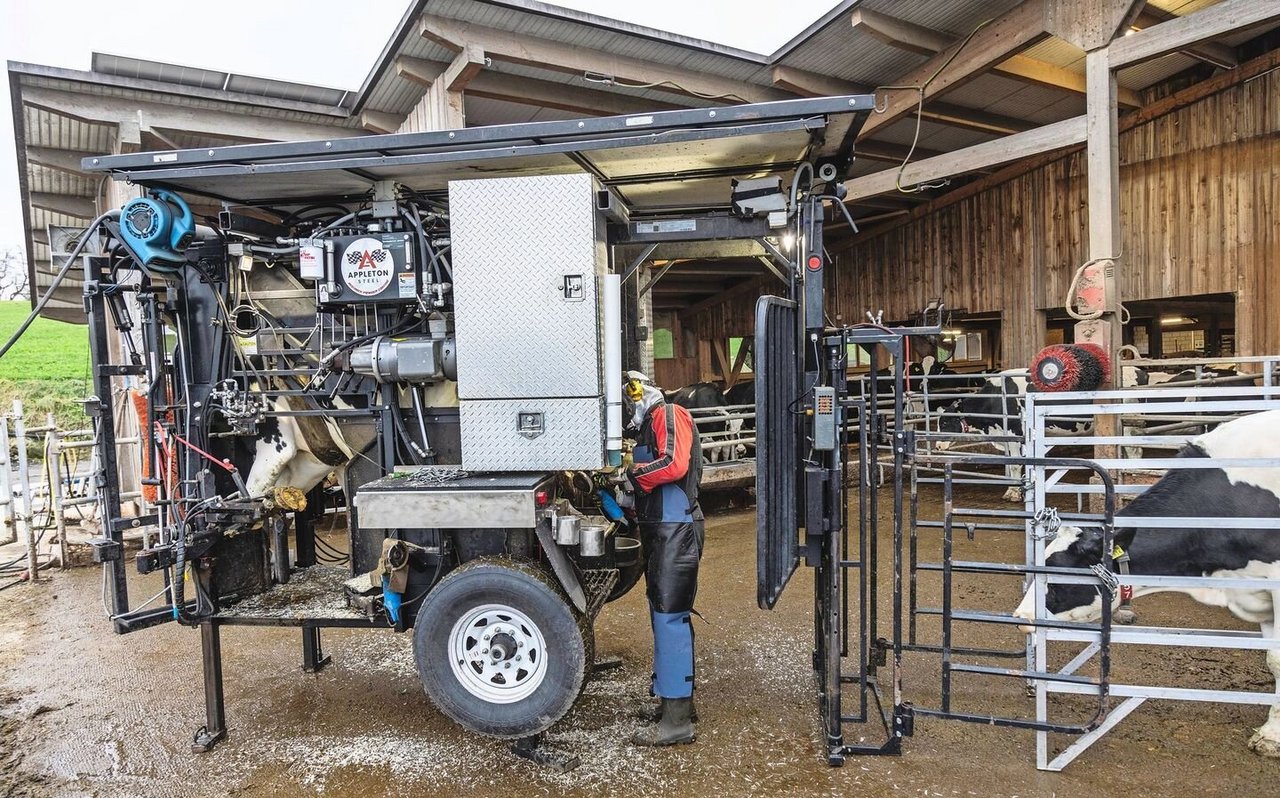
[1089,562,1119,596]
[406,467,469,486]
[1030,507,1061,541]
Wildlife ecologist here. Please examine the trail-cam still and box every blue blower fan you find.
[118,190,196,272]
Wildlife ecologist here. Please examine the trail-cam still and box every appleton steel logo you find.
[341,238,394,296]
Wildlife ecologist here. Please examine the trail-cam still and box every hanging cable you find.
[867,19,993,195]
[0,210,118,361]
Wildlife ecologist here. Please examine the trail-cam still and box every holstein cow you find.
[245,394,377,498]
[936,370,1090,501]
[723,380,756,458]
[668,382,743,464]
[1013,409,1280,757]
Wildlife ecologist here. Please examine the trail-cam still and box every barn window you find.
[653,327,674,360]
[728,337,753,373]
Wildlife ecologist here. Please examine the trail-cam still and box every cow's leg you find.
[1001,441,1024,502]
[1248,607,1280,757]
[1121,423,1143,460]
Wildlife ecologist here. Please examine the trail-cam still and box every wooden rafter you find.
[771,65,1032,136]
[1134,8,1238,69]
[850,7,1142,108]
[856,0,1050,141]
[398,56,683,117]
[849,46,1280,243]
[25,147,95,177]
[420,14,787,105]
[844,116,1086,202]
[1109,0,1280,69]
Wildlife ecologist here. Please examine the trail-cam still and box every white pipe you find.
[603,273,623,466]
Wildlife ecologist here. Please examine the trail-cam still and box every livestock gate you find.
[756,326,1280,767]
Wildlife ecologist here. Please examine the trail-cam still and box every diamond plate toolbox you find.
[459,397,606,472]
[449,173,606,400]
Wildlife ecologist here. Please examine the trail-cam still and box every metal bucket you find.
[555,515,581,546]
[579,524,606,557]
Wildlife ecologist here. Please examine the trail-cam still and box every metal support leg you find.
[294,508,317,569]
[192,621,227,753]
[302,624,331,673]
[270,516,290,585]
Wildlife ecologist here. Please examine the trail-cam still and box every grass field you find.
[0,300,93,431]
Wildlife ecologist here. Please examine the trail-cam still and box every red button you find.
[807,255,823,271]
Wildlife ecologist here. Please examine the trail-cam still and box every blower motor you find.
[1030,343,1112,392]
[118,190,196,272]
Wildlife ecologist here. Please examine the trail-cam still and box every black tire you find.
[412,557,588,738]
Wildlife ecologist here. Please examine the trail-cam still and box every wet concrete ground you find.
[0,484,1275,797]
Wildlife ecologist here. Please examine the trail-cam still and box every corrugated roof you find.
[92,53,353,108]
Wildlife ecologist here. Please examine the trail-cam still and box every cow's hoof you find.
[1248,730,1280,758]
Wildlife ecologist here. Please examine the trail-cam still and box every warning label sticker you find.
[398,272,416,298]
[340,237,395,296]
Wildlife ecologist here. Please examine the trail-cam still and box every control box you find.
[318,232,420,306]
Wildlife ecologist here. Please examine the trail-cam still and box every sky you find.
[0,0,844,254]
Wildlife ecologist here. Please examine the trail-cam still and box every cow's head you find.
[1013,525,1119,631]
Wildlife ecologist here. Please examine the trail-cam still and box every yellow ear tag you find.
[1112,544,1126,560]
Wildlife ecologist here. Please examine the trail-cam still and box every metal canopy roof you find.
[82,95,873,212]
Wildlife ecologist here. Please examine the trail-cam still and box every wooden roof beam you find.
[857,0,1049,142]
[399,55,683,116]
[1109,0,1280,69]
[444,43,486,92]
[771,65,1031,136]
[25,147,96,177]
[421,14,788,105]
[851,7,1142,108]
[30,192,96,218]
[1134,8,1238,69]
[360,110,403,134]
[844,116,1087,202]
[854,140,946,165]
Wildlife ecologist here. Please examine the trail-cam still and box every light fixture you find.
[781,232,795,251]
[942,328,964,337]
[1160,315,1197,326]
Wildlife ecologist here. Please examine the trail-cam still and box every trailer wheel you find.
[413,557,589,738]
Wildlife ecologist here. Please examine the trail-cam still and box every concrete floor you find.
[0,485,1275,797]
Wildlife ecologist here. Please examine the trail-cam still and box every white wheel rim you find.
[447,603,550,704]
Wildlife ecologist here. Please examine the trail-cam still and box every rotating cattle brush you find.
[1030,343,1111,391]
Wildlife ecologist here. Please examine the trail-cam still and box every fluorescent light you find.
[1160,315,1196,326]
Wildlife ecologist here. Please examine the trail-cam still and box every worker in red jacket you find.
[619,372,704,746]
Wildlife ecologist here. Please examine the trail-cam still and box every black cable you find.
[0,211,117,361]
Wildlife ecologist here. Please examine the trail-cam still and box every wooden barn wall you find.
[688,67,1280,367]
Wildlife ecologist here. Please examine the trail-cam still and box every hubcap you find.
[448,603,548,704]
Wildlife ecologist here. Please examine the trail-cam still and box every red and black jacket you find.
[630,402,703,522]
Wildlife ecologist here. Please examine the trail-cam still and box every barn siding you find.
[687,66,1280,368]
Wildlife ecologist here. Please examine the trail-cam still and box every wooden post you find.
[1073,47,1124,379]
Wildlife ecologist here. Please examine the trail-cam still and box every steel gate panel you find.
[755,295,800,610]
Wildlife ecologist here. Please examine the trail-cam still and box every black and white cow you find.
[936,370,1091,501]
[668,382,743,464]
[723,380,756,458]
[1013,408,1280,757]
[245,395,377,498]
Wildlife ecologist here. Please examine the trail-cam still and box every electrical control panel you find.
[318,232,420,306]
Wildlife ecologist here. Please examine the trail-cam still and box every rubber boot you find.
[637,697,698,723]
[631,697,696,746]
